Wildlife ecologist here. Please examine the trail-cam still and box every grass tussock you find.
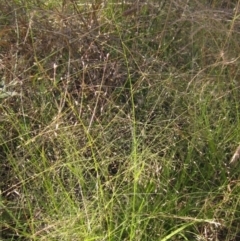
[1,0,240,240]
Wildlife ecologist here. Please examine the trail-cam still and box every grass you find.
[1,0,240,240]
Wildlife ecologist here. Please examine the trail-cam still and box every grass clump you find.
[1,0,240,240]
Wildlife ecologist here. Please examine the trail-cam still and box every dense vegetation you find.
[1,0,240,240]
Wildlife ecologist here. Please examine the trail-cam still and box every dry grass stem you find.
[229,144,240,165]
